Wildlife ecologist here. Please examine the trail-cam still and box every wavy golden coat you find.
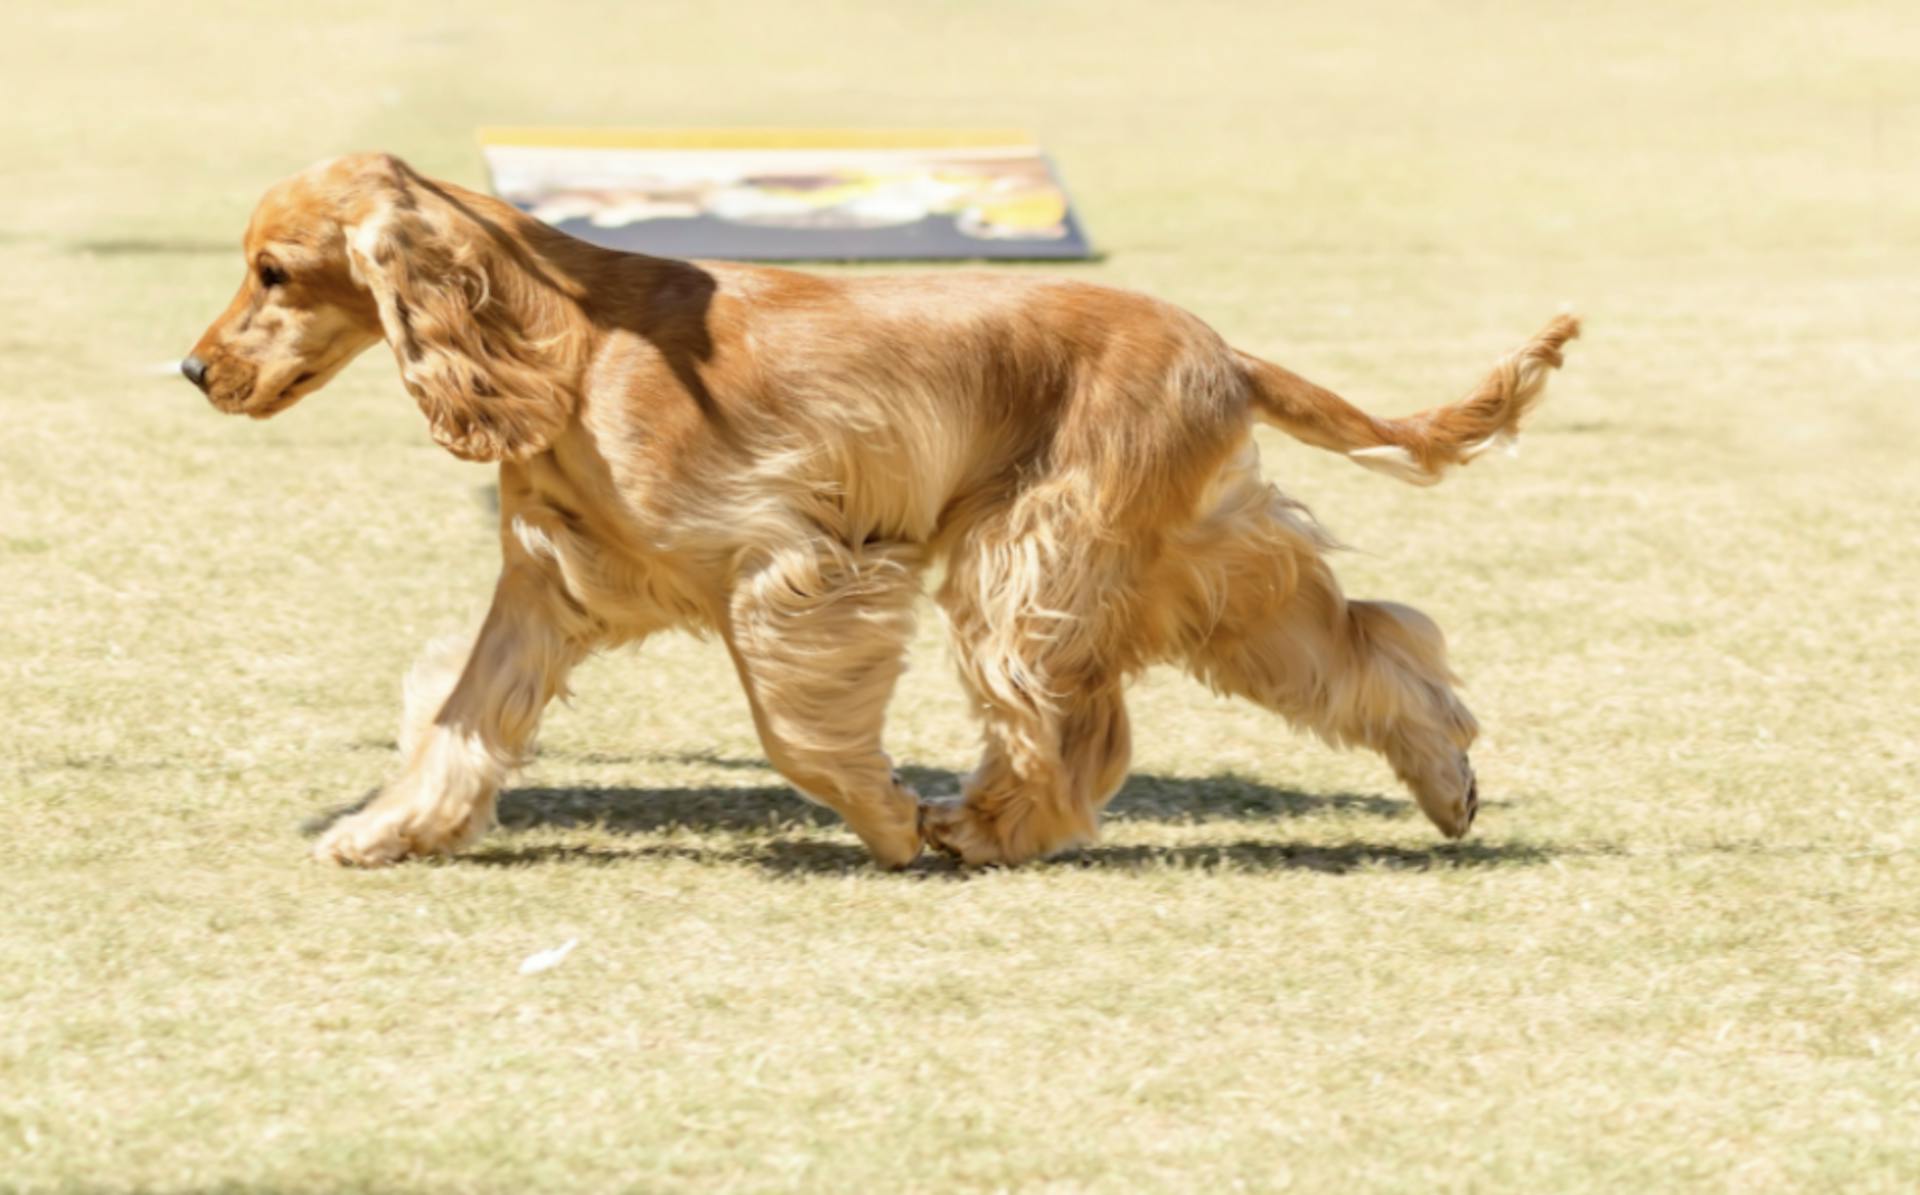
[184,153,1578,868]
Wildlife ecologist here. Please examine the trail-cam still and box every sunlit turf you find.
[3,1,1918,1190]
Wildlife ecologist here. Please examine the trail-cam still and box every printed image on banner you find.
[479,128,1096,261]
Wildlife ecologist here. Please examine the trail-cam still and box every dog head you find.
[182,153,579,462]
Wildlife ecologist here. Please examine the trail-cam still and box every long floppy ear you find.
[346,186,579,462]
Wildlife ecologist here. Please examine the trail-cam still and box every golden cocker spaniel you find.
[183,153,1578,868]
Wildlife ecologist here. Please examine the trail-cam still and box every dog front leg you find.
[723,539,926,868]
[314,564,588,866]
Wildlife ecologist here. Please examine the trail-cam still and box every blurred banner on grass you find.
[479,127,1096,261]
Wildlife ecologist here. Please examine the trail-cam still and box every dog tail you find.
[1238,314,1580,485]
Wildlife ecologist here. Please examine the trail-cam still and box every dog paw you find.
[917,800,1006,867]
[1427,755,1479,839]
[313,790,496,867]
[312,811,418,868]
[856,815,924,871]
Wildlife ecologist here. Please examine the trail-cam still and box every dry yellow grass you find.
[3,1,1918,1191]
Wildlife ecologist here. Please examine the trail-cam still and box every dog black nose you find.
[180,355,210,390]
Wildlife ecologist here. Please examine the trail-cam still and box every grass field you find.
[4,1,1919,1190]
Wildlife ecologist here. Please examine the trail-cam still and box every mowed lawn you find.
[4,2,1919,1191]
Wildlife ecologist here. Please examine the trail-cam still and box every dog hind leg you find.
[922,676,1134,867]
[922,487,1142,866]
[1158,449,1482,835]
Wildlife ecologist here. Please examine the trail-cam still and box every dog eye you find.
[258,262,288,288]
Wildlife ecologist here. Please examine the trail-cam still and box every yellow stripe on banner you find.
[476,127,1038,150]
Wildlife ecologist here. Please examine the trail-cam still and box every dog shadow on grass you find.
[461,834,1546,877]
[467,760,1545,876]
[306,753,1547,876]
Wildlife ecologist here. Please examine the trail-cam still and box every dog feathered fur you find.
[184,153,1579,868]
